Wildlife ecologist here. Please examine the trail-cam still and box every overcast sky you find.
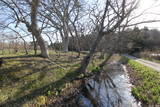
[87,0,160,29]
[135,0,160,29]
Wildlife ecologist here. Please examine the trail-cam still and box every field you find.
[0,51,104,107]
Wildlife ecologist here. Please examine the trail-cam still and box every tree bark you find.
[60,26,69,52]
[22,38,28,55]
[30,0,49,58]
[61,21,69,52]
[32,36,37,55]
[32,31,49,58]
[62,37,69,52]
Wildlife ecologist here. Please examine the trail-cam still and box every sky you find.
[1,0,160,43]
[86,0,160,29]
[135,0,160,29]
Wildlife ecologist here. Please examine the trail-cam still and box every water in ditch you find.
[78,62,141,107]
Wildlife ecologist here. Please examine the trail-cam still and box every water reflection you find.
[78,62,141,107]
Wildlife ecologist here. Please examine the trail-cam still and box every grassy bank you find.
[0,52,104,107]
[121,57,160,104]
[144,57,160,64]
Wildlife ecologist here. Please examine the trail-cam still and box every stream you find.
[77,61,141,107]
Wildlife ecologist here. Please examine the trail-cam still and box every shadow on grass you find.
[1,54,42,59]
[0,69,81,107]
[0,62,46,84]
[0,64,34,86]
[0,54,80,87]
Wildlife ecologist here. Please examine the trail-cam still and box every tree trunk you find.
[21,37,28,55]
[23,42,28,55]
[8,46,11,54]
[46,34,56,52]
[78,32,104,73]
[30,0,49,58]
[34,33,49,58]
[62,37,69,52]
[99,53,112,68]
[77,50,81,58]
[2,40,4,55]
[32,36,37,55]
[61,22,69,52]
[73,23,81,57]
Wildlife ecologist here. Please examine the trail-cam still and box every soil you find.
[126,65,142,86]
[46,80,83,107]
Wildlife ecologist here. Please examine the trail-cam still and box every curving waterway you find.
[78,61,141,107]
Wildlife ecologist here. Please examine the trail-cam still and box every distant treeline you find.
[49,27,160,54]
[1,27,160,55]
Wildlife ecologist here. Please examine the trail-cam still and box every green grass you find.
[144,57,160,64]
[0,51,103,106]
[121,57,160,104]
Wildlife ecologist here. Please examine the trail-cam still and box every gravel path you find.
[124,54,160,72]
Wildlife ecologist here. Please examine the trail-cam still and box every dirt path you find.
[124,54,160,72]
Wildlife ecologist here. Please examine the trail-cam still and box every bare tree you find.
[78,0,138,73]
[0,0,49,57]
[41,0,83,52]
[0,23,30,55]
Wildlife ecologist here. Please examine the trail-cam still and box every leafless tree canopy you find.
[1,0,157,72]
